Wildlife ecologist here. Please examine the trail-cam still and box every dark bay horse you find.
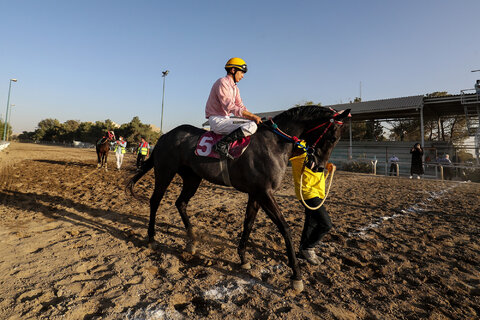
[127,105,350,291]
[96,134,113,170]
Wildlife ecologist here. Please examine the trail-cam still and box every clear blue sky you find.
[1,0,479,134]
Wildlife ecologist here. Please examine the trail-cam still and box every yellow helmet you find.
[225,57,248,73]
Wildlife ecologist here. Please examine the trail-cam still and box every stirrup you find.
[214,142,234,160]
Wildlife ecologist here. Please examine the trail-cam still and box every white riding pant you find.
[115,152,124,169]
[208,116,257,136]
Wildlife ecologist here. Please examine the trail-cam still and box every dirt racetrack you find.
[0,142,479,319]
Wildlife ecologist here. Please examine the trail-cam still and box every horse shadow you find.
[34,159,96,168]
[0,189,287,290]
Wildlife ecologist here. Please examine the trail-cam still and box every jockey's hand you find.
[243,110,262,124]
[326,163,336,172]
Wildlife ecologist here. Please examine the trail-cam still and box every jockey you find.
[205,57,262,160]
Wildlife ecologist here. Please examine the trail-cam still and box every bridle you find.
[265,110,346,210]
[305,113,345,149]
[266,110,346,155]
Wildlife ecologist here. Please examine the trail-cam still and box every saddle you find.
[195,131,251,159]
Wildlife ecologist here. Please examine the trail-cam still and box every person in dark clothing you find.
[290,142,334,265]
[136,138,149,169]
[438,154,453,180]
[410,143,424,179]
[388,154,400,176]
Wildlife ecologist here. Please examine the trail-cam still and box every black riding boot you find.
[214,128,245,160]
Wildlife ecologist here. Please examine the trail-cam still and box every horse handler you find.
[136,137,149,169]
[114,136,127,170]
[290,143,334,265]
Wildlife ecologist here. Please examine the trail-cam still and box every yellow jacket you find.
[290,152,326,201]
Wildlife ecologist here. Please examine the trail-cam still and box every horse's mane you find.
[272,105,333,124]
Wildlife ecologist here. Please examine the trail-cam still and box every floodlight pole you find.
[161,70,169,134]
[3,79,17,141]
[7,104,14,141]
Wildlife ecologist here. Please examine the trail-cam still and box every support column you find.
[348,118,352,160]
[420,105,425,148]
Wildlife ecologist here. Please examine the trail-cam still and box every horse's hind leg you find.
[148,169,176,243]
[176,168,202,254]
[238,195,260,269]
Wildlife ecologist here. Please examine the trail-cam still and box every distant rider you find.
[205,57,262,159]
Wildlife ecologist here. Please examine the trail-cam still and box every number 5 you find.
[197,136,214,156]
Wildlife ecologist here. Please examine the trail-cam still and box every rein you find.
[266,121,307,152]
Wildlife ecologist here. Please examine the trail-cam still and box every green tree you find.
[342,120,385,141]
[0,120,12,140]
[35,118,62,141]
[18,116,161,146]
[294,101,322,107]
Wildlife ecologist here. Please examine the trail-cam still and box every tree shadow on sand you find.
[34,159,97,168]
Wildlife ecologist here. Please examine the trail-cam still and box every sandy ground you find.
[0,142,479,320]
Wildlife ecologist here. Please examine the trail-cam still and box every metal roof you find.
[202,93,479,126]
[326,95,425,114]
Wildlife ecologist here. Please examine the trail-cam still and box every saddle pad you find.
[195,131,251,159]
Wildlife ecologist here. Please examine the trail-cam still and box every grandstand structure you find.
[201,91,480,177]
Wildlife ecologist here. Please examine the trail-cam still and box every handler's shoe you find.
[300,249,324,265]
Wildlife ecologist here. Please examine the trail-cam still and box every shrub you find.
[341,161,372,174]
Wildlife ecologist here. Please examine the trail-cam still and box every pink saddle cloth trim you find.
[195,131,251,159]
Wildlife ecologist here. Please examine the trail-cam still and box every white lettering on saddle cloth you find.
[195,131,251,159]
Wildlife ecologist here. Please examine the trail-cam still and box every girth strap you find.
[219,159,232,186]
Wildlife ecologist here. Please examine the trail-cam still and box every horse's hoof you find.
[292,279,304,292]
[186,242,197,255]
[240,262,251,270]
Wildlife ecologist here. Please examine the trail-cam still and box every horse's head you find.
[301,107,350,170]
[275,105,350,171]
[106,130,116,141]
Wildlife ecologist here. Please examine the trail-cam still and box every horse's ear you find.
[335,109,351,121]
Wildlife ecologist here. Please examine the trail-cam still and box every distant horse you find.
[96,132,114,170]
[127,106,350,291]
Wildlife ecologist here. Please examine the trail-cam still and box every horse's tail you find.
[126,154,155,199]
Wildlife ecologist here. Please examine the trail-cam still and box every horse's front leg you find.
[258,192,303,292]
[97,151,101,168]
[238,195,260,269]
